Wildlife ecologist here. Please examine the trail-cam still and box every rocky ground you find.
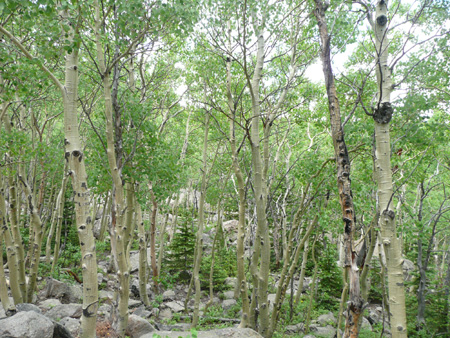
[0,271,389,338]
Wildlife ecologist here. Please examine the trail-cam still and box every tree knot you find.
[372,102,393,124]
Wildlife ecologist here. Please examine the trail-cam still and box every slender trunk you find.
[157,212,169,275]
[0,171,23,305]
[247,24,271,337]
[191,112,210,328]
[1,96,27,301]
[372,2,407,336]
[63,35,98,338]
[149,187,159,292]
[313,2,363,336]
[305,236,318,334]
[0,238,15,314]
[94,2,130,334]
[137,202,150,306]
[18,167,43,302]
[98,192,111,241]
[226,26,250,326]
[294,238,309,304]
[47,163,69,267]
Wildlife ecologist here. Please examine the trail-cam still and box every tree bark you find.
[313,1,364,336]
[191,111,210,328]
[372,2,408,336]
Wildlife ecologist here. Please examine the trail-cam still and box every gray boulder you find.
[222,299,237,310]
[317,312,337,326]
[0,311,54,338]
[16,303,42,314]
[164,301,184,313]
[45,303,83,320]
[223,290,235,300]
[53,321,75,338]
[59,317,80,337]
[163,289,176,301]
[43,278,82,304]
[310,324,336,337]
[142,327,263,338]
[39,298,62,310]
[125,314,156,338]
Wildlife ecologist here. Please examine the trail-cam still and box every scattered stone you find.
[45,303,82,320]
[403,259,415,281]
[317,312,337,326]
[43,278,82,304]
[16,303,42,314]
[97,273,104,284]
[39,298,62,310]
[303,335,316,338]
[222,299,237,310]
[129,299,143,309]
[361,317,373,331]
[142,327,263,338]
[284,323,304,333]
[125,314,156,338]
[163,289,176,301]
[267,294,276,313]
[159,307,173,320]
[224,277,238,288]
[59,317,80,337]
[99,290,114,300]
[98,304,111,316]
[133,305,152,318]
[0,311,54,338]
[223,290,235,300]
[159,323,191,331]
[53,321,75,338]
[310,324,336,337]
[164,301,184,313]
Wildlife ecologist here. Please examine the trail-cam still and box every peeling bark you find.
[313,1,364,336]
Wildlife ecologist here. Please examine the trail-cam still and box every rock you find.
[267,294,276,313]
[0,307,6,318]
[98,304,111,316]
[202,232,213,246]
[39,298,62,309]
[223,220,239,232]
[16,303,42,314]
[125,314,156,338]
[159,323,191,331]
[317,312,337,326]
[129,299,143,309]
[164,301,184,313]
[224,277,238,289]
[130,252,140,273]
[285,323,304,333]
[0,311,54,338]
[53,321,75,338]
[45,304,83,320]
[133,305,152,318]
[403,259,415,281]
[222,299,237,310]
[43,278,82,304]
[159,308,172,320]
[310,324,336,337]
[223,290,235,300]
[142,327,263,338]
[99,290,114,300]
[163,289,176,301]
[59,317,80,337]
[303,335,316,338]
[97,273,104,284]
[361,317,373,331]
